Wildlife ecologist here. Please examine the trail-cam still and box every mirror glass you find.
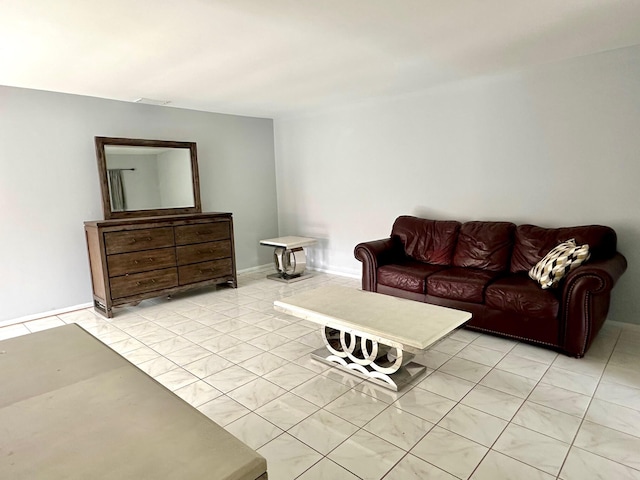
[95,137,201,220]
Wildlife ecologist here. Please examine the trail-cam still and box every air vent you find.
[134,98,171,106]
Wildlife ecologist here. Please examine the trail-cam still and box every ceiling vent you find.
[134,98,171,106]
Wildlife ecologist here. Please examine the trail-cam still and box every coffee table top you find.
[260,236,317,248]
[274,285,471,350]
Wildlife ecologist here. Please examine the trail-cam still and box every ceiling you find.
[2,0,640,118]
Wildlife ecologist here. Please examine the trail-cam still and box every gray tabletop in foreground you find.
[0,324,267,480]
[274,286,472,390]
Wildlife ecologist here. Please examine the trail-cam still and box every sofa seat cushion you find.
[378,261,445,294]
[485,273,560,319]
[427,267,502,303]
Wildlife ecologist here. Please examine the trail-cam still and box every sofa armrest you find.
[560,252,627,357]
[354,238,401,291]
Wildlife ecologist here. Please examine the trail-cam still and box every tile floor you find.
[2,268,640,479]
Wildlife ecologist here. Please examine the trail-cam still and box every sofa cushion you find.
[391,216,461,265]
[378,260,445,294]
[427,267,502,304]
[529,239,591,289]
[485,273,560,319]
[511,224,616,273]
[453,221,515,272]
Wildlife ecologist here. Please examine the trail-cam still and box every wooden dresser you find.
[85,213,237,318]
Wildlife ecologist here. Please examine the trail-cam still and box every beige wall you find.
[274,45,640,324]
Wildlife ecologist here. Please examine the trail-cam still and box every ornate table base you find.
[259,236,317,283]
[311,326,427,391]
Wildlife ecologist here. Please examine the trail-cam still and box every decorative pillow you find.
[529,239,591,289]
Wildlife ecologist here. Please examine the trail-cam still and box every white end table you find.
[259,236,317,283]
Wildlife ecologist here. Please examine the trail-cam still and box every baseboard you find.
[237,263,272,274]
[607,320,640,332]
[307,266,360,279]
[0,302,94,329]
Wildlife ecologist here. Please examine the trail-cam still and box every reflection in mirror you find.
[95,137,201,220]
[105,146,195,212]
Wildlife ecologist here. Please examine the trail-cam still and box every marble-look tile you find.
[292,375,352,407]
[198,395,251,427]
[595,380,640,411]
[439,357,492,383]
[253,317,292,332]
[273,323,316,340]
[609,350,640,368]
[226,377,287,410]
[509,342,558,365]
[0,323,31,340]
[455,343,506,367]
[176,306,216,320]
[179,327,222,344]
[601,364,640,390]
[92,327,131,345]
[247,331,290,351]
[411,426,488,480]
[552,354,606,378]
[217,342,265,363]
[238,351,289,376]
[480,369,537,398]
[471,335,517,353]
[527,383,591,418]
[559,446,640,480]
[431,337,469,356]
[165,319,209,335]
[392,388,456,424]
[238,311,274,323]
[385,454,458,480]
[121,346,161,365]
[449,328,481,343]
[288,409,359,454]
[296,331,326,349]
[296,458,361,480]
[154,367,199,391]
[173,380,222,407]
[493,423,570,476]
[574,421,640,470]
[182,353,234,378]
[199,334,243,353]
[293,355,331,374]
[24,316,66,332]
[585,398,640,437]
[324,389,388,427]
[495,353,549,381]
[107,336,145,355]
[258,433,322,480]
[439,403,508,447]
[119,321,163,338]
[164,344,212,366]
[512,401,582,443]
[229,325,271,342]
[541,366,600,396]
[471,450,554,480]
[225,412,283,450]
[319,368,362,388]
[354,381,415,404]
[202,365,258,393]
[328,429,406,480]
[270,340,316,361]
[213,318,251,333]
[255,392,318,430]
[137,356,179,377]
[263,363,317,390]
[415,349,452,370]
[364,405,433,450]
[148,336,194,355]
[416,371,475,401]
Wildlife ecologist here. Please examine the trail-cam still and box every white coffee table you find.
[274,285,472,391]
[260,236,317,282]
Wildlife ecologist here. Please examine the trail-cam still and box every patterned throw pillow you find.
[529,239,591,289]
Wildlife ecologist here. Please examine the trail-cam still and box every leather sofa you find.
[354,216,627,357]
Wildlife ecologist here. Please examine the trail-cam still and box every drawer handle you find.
[196,230,212,235]
[136,279,157,286]
[196,249,214,255]
[148,257,155,262]
[131,237,152,243]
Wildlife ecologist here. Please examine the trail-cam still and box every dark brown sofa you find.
[354,216,627,357]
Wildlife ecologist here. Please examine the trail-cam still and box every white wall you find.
[274,45,640,324]
[0,87,278,323]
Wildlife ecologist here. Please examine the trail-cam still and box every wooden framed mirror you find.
[95,136,202,220]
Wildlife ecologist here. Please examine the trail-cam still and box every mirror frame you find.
[95,136,202,220]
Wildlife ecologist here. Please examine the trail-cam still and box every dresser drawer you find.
[110,268,178,299]
[175,222,230,246]
[178,259,233,285]
[105,227,174,255]
[176,240,231,266]
[107,248,176,277]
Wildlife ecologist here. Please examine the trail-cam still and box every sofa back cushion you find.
[453,221,516,272]
[391,216,461,265]
[510,224,617,273]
